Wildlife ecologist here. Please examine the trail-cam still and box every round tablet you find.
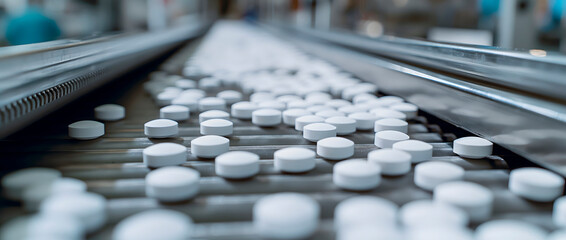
[334,196,397,231]
[400,200,469,229]
[305,92,331,105]
[252,109,282,127]
[250,92,275,103]
[254,192,320,239]
[390,103,418,119]
[352,93,378,104]
[415,161,465,191]
[190,135,229,158]
[337,105,366,115]
[198,77,221,90]
[27,214,85,240]
[337,225,403,240]
[274,147,316,173]
[145,166,200,202]
[509,167,564,202]
[277,95,302,104]
[231,101,258,119]
[171,96,198,110]
[367,149,411,176]
[258,101,286,111]
[374,118,408,134]
[303,123,337,142]
[548,230,566,240]
[2,168,61,201]
[200,119,233,136]
[143,143,187,168]
[333,159,381,191]
[217,90,242,105]
[282,109,311,126]
[392,140,433,163]
[23,177,87,211]
[348,112,378,130]
[199,110,230,123]
[159,105,190,121]
[113,209,193,240]
[144,119,178,138]
[315,110,345,119]
[475,220,547,240]
[287,100,311,109]
[198,97,226,111]
[68,120,104,140]
[407,226,473,240]
[174,79,196,89]
[317,137,355,160]
[453,137,493,159]
[325,116,356,135]
[215,151,260,179]
[155,91,178,106]
[306,105,334,114]
[94,104,125,121]
[370,108,407,120]
[325,99,352,109]
[40,192,106,233]
[554,196,566,227]
[180,89,206,99]
[434,181,493,222]
[295,115,325,131]
[374,130,410,148]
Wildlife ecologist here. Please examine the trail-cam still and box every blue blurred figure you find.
[5,7,60,45]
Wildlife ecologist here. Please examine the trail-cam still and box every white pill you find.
[390,103,418,119]
[453,137,493,159]
[315,110,345,119]
[554,196,566,227]
[295,115,325,131]
[392,140,433,163]
[113,209,193,240]
[303,123,337,142]
[407,226,473,240]
[509,167,564,202]
[333,159,381,191]
[475,220,547,240]
[68,120,104,140]
[2,168,61,201]
[94,104,125,121]
[548,230,566,240]
[367,149,411,176]
[258,101,286,111]
[198,77,220,90]
[250,92,275,103]
[216,90,242,104]
[374,130,410,148]
[199,110,230,123]
[174,79,196,89]
[252,109,282,127]
[215,151,260,179]
[277,95,302,104]
[317,137,355,160]
[231,101,258,119]
[352,93,378,104]
[348,112,378,130]
[325,116,356,135]
[190,135,229,158]
[159,105,190,121]
[180,89,206,99]
[325,99,352,109]
[254,193,320,239]
[155,91,178,106]
[337,225,403,240]
[379,96,404,104]
[198,97,226,111]
[40,192,106,232]
[400,200,469,229]
[200,119,233,136]
[145,166,200,202]
[144,119,178,138]
[274,147,316,173]
[305,92,331,105]
[334,196,397,231]
[27,214,85,240]
[374,118,409,133]
[143,143,187,168]
[306,105,334,114]
[282,109,311,126]
[434,181,493,222]
[23,177,87,211]
[171,96,198,110]
[370,108,407,120]
[337,105,366,115]
[415,161,465,191]
[287,100,311,109]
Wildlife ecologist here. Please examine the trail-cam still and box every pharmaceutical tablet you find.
[415,161,465,191]
[317,137,355,160]
[171,96,198,111]
[254,193,320,239]
[337,105,366,115]
[155,91,179,106]
[231,101,258,119]
[277,95,302,104]
[159,105,190,121]
[40,192,107,232]
[315,110,345,119]
[199,110,230,123]
[68,120,104,140]
[215,151,260,179]
[94,104,125,121]
[305,92,332,105]
[554,196,566,227]
[250,92,275,103]
[348,112,378,130]
[274,147,316,173]
[174,79,196,89]
[407,226,473,240]
[144,119,178,138]
[374,118,408,134]
[26,214,85,240]
[287,100,311,109]
[200,119,233,136]
[303,123,337,142]
[379,96,404,104]
[198,77,221,90]
[352,93,378,104]
[370,108,407,120]
[434,181,493,222]
[295,115,325,131]
[334,196,397,231]
[145,166,200,202]
[282,109,311,126]
[307,105,334,114]
[325,99,352,109]
[180,89,206,99]
[367,149,411,176]
[374,130,410,148]
[2,168,61,201]
[252,109,282,127]
[113,210,193,240]
[258,101,286,111]
[399,200,469,229]
[475,220,547,240]
[198,97,226,111]
[325,116,356,135]
[217,90,242,104]
[453,137,493,159]
[509,167,564,202]
[390,103,418,119]
[190,135,229,158]
[143,143,187,168]
[23,177,87,211]
[392,140,433,163]
[333,159,381,191]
